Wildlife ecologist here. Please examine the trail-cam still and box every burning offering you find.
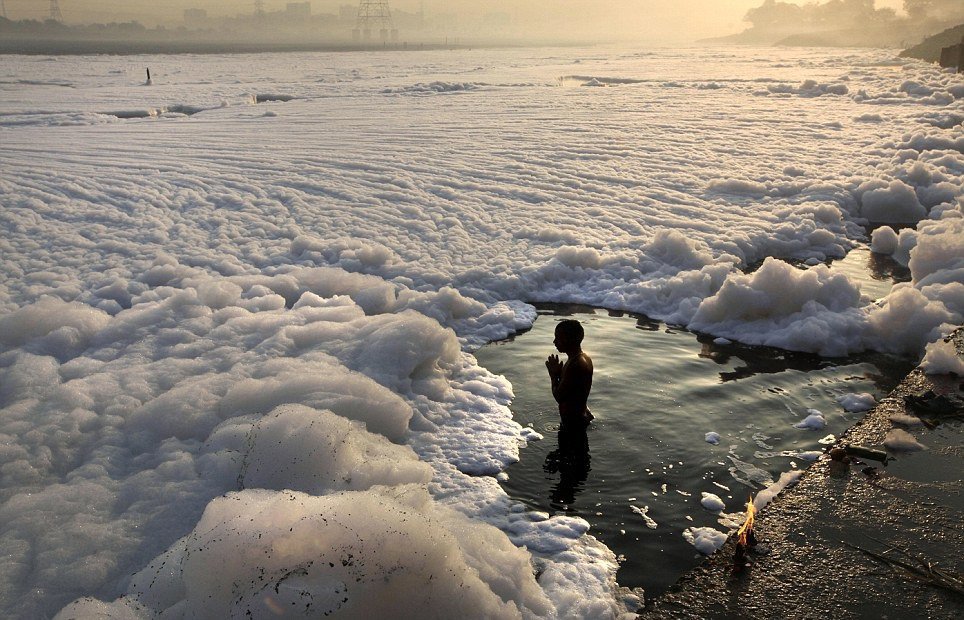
[733,496,757,573]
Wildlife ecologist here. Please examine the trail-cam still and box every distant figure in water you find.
[546,319,594,428]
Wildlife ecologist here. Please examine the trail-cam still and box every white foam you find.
[858,179,927,223]
[870,226,899,255]
[836,392,877,412]
[888,412,924,427]
[700,492,726,512]
[682,527,728,555]
[920,338,964,375]
[727,455,774,488]
[88,486,552,618]
[794,409,827,430]
[752,469,805,512]
[884,428,927,451]
[690,259,866,357]
[0,47,960,618]
[630,505,658,530]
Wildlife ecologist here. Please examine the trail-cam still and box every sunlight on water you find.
[827,245,910,302]
[475,304,912,595]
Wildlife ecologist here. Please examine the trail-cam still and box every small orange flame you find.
[736,495,755,546]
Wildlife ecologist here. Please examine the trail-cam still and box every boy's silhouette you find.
[545,319,594,428]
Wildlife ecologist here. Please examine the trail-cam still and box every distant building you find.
[339,4,357,22]
[939,39,964,73]
[286,2,311,18]
[183,8,208,24]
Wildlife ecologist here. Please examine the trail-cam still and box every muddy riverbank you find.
[641,329,963,619]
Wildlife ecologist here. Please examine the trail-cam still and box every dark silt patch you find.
[255,94,296,103]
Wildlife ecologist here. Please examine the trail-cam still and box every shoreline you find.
[0,37,604,57]
[0,39,466,56]
[640,328,964,618]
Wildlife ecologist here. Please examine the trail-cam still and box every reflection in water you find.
[696,333,908,385]
[635,316,661,331]
[867,251,911,283]
[538,303,600,317]
[543,426,591,510]
[697,335,831,383]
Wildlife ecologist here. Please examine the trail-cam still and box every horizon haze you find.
[1,0,921,45]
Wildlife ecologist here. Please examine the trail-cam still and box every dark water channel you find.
[475,304,913,597]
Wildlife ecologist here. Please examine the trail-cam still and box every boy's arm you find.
[547,355,565,403]
[552,360,576,404]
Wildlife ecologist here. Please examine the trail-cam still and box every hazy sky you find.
[4,0,909,43]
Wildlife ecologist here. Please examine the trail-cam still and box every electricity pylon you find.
[354,0,396,42]
[49,0,63,22]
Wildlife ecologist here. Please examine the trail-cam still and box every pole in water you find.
[146,68,151,81]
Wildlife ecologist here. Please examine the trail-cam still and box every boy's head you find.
[553,319,584,352]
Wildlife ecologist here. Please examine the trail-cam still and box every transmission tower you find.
[254,0,265,16]
[353,0,397,42]
[1,0,7,20]
[49,0,63,22]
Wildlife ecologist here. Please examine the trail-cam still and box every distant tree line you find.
[744,0,964,33]
[0,16,148,35]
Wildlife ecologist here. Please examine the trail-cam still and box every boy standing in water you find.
[546,319,594,428]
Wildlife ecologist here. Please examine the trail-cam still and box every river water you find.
[475,247,914,595]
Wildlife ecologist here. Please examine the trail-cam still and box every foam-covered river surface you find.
[1,45,960,617]
[476,303,913,596]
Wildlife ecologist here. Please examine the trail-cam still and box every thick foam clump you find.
[920,338,964,375]
[863,217,962,357]
[857,179,927,223]
[884,429,927,451]
[689,258,865,356]
[700,492,726,512]
[0,269,557,618]
[793,409,827,430]
[682,527,728,555]
[1,262,647,619]
[870,226,898,254]
[836,393,876,412]
[865,284,956,356]
[217,364,417,443]
[59,486,552,619]
[0,296,110,358]
[240,405,433,493]
[691,217,961,357]
[909,218,964,289]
